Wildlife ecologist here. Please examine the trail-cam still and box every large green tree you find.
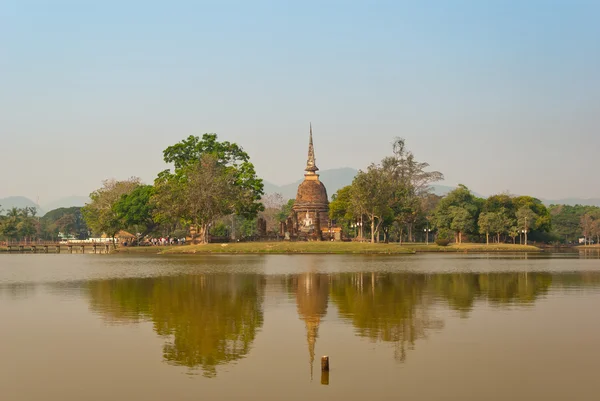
[432,185,482,243]
[41,207,89,240]
[478,212,493,245]
[383,138,443,242]
[339,138,442,243]
[350,164,394,243]
[161,134,264,219]
[82,178,141,242]
[113,185,156,241]
[154,154,245,243]
[449,206,474,244]
[516,206,537,245]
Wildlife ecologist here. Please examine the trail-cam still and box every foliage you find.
[516,206,537,244]
[548,204,600,244]
[350,164,394,243]
[0,206,40,242]
[508,226,520,244]
[336,138,443,243]
[41,207,89,240]
[161,133,264,219]
[155,155,241,243]
[478,212,493,244]
[329,185,354,223]
[435,237,451,246]
[113,185,156,239]
[432,185,482,243]
[82,178,141,239]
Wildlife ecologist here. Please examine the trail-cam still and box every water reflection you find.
[431,273,552,314]
[87,274,265,377]
[331,273,443,362]
[53,270,600,377]
[286,273,329,379]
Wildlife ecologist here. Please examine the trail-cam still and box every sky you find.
[1,0,599,203]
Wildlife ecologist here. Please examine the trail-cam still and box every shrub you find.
[435,228,452,246]
[435,238,451,246]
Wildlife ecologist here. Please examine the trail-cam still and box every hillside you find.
[0,196,43,215]
[541,198,600,207]
[263,167,359,200]
[263,168,461,200]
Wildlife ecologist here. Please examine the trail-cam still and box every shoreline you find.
[111,242,542,255]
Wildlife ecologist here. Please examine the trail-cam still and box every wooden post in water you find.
[320,356,329,385]
[321,356,329,371]
[321,371,329,385]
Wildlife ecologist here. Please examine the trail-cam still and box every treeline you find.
[0,206,88,242]
[328,140,553,244]
[5,133,597,245]
[328,138,599,245]
[549,205,600,245]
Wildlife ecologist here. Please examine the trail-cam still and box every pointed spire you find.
[305,123,319,174]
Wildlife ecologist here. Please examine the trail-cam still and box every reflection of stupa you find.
[292,273,329,380]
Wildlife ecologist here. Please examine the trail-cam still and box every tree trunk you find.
[408,224,413,243]
[497,233,501,244]
[370,219,375,244]
[459,232,462,244]
[525,231,528,245]
[486,232,489,245]
[197,224,209,244]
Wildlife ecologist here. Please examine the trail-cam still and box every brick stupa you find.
[291,124,329,240]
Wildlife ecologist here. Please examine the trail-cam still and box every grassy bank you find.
[113,242,541,255]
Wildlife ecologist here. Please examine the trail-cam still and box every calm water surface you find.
[1,253,600,401]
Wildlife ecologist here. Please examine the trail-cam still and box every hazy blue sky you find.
[2,0,599,203]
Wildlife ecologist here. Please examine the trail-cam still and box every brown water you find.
[1,253,600,401]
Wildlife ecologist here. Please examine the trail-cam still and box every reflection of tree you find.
[287,273,329,380]
[330,273,444,362]
[431,273,553,314]
[87,274,265,377]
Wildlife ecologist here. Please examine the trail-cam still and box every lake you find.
[1,252,599,401]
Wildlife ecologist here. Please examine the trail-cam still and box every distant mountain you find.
[264,167,359,200]
[430,185,457,197]
[541,198,600,207]
[0,196,43,215]
[0,195,90,216]
[42,196,90,212]
[264,169,465,200]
